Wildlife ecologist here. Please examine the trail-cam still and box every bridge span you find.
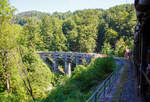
[37,51,106,76]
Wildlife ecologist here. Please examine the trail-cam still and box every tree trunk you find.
[6,77,10,93]
[1,51,11,93]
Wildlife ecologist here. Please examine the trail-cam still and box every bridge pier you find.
[75,57,80,66]
[65,61,71,76]
[53,60,59,72]
[86,56,91,65]
[78,58,83,65]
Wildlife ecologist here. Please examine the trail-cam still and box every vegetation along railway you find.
[1,0,150,102]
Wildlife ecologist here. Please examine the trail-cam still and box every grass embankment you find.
[44,57,116,102]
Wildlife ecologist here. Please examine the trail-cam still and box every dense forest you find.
[15,4,136,54]
[0,0,136,102]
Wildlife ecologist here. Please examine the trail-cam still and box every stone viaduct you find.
[37,52,106,76]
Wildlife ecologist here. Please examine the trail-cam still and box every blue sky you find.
[10,0,134,13]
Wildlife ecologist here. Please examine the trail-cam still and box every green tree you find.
[39,15,54,50]
[125,37,134,50]
[51,11,73,20]
[0,1,27,101]
[19,46,54,99]
[62,19,78,51]
[71,10,100,52]
[50,18,67,51]
[40,17,67,51]
[0,0,15,23]
[115,37,127,57]
[20,18,41,49]
[104,28,118,46]
[101,42,114,55]
[96,19,108,52]
[77,25,97,52]
[62,19,76,35]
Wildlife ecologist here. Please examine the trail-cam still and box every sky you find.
[10,0,134,14]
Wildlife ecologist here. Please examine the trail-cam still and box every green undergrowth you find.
[44,57,116,102]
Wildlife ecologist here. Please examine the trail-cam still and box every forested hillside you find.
[15,4,136,55]
[0,0,136,101]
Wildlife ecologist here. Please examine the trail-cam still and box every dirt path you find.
[118,61,141,102]
[99,60,142,102]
